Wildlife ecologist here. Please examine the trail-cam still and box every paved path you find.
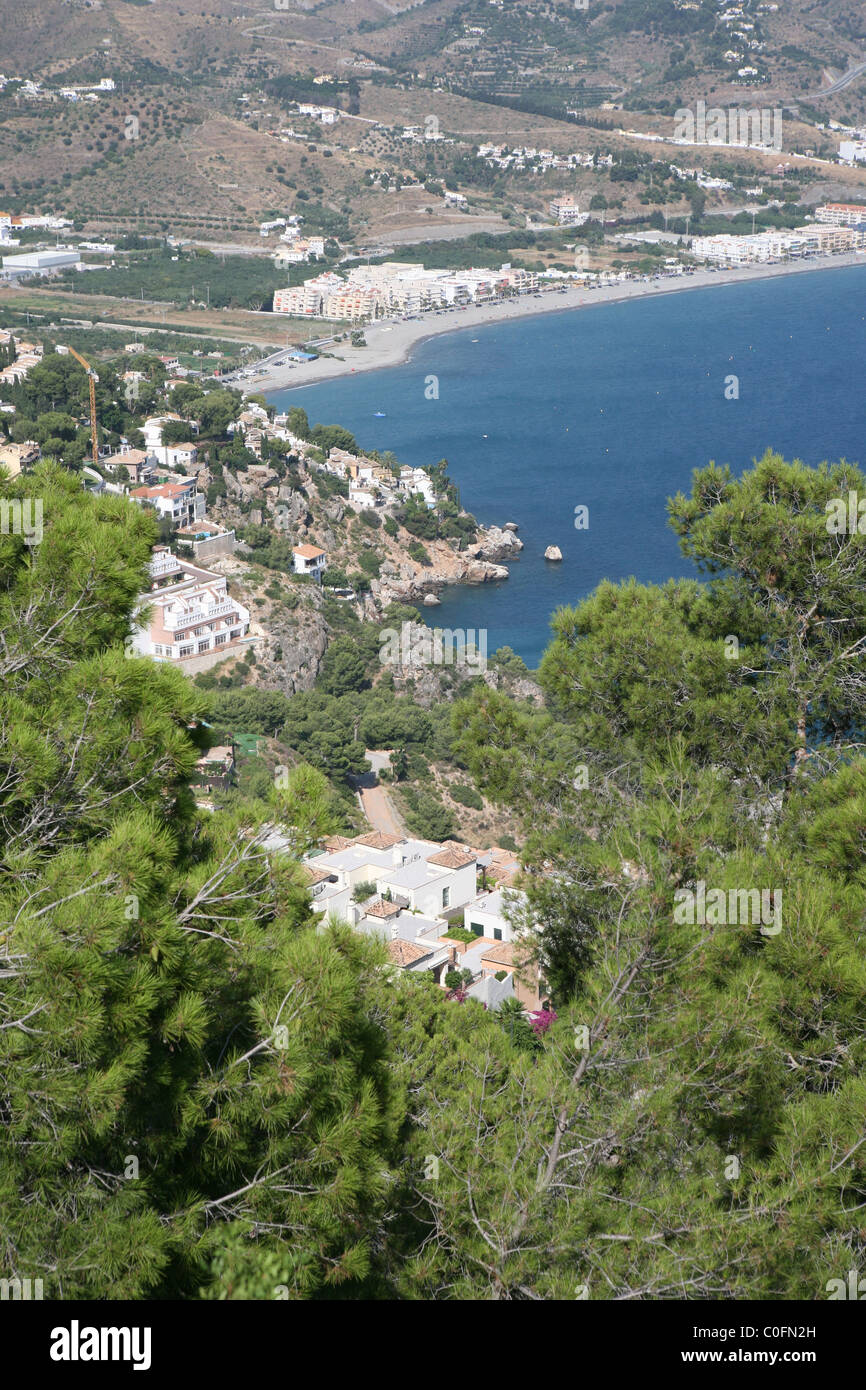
[356,749,407,836]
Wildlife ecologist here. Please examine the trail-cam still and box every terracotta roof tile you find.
[354,831,403,850]
[387,939,431,966]
[304,865,333,885]
[481,942,514,966]
[364,897,402,918]
[427,846,476,870]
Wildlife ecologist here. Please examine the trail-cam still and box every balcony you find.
[150,553,181,578]
[163,598,236,630]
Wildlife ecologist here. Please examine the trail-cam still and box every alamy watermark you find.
[674,100,783,152]
[0,497,43,545]
[1,1276,43,1300]
[673,881,782,935]
[825,491,866,535]
[379,622,487,673]
[826,1269,866,1299]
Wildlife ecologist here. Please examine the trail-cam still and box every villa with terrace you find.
[130,547,251,664]
[284,831,546,1010]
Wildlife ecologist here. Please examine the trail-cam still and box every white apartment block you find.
[815,202,866,227]
[298,833,479,924]
[691,225,862,265]
[549,195,589,225]
[282,832,541,1007]
[131,548,251,663]
[273,261,538,321]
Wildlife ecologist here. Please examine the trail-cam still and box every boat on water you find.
[373,412,386,417]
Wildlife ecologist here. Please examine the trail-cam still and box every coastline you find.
[254,251,866,396]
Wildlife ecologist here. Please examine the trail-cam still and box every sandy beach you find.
[248,251,866,396]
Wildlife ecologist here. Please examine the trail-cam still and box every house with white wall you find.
[142,415,199,469]
[130,479,205,529]
[292,544,327,577]
[130,547,251,663]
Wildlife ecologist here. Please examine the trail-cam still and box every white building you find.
[299,834,478,924]
[398,466,436,507]
[130,479,205,529]
[839,140,866,164]
[292,543,327,577]
[1,249,80,273]
[815,202,866,227]
[131,548,251,663]
[549,195,589,225]
[141,415,198,468]
[287,833,542,1006]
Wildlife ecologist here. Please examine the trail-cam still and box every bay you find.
[268,264,866,669]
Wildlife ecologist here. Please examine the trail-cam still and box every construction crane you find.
[63,345,100,469]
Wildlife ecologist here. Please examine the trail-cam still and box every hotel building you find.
[130,547,251,663]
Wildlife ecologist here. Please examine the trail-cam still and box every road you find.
[807,59,866,98]
[355,750,407,837]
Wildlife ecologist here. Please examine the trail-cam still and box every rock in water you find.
[544,545,563,562]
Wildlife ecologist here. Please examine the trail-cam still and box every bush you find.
[400,786,456,840]
[451,783,483,810]
[444,967,473,990]
[444,925,478,945]
[407,540,432,566]
[358,550,381,578]
[384,516,398,537]
[359,510,380,529]
[494,970,508,982]
[352,881,377,903]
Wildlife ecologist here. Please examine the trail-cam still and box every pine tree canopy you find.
[2,450,866,1300]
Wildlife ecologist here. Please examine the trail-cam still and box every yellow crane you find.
[63,345,100,469]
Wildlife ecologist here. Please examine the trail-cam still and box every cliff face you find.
[205,453,525,694]
[372,526,522,605]
[254,599,330,696]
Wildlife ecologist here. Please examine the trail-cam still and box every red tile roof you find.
[428,846,476,869]
[354,831,402,850]
[387,939,430,966]
[364,897,401,918]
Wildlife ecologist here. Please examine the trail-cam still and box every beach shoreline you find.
[252,252,866,396]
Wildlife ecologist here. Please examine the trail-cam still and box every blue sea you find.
[268,264,866,669]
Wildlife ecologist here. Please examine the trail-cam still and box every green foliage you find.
[407,540,432,566]
[443,926,477,945]
[399,785,456,841]
[7,448,866,1303]
[318,636,369,697]
[0,467,401,1300]
[450,783,483,811]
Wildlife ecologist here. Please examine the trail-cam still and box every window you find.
[198,640,210,653]
[493,927,503,941]
[153,644,163,656]
[441,886,450,909]
[215,633,227,646]
[471,923,484,937]
[230,629,240,639]
[179,645,193,658]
